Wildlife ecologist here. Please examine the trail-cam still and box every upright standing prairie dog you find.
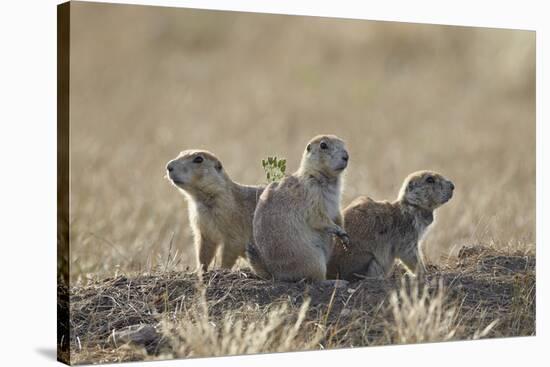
[247,135,350,282]
[166,150,263,271]
[327,171,454,280]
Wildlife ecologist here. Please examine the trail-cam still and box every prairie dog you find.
[327,170,454,280]
[247,135,350,282]
[166,150,263,271]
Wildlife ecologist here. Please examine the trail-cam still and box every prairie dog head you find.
[166,150,229,196]
[398,170,455,210]
[298,135,349,178]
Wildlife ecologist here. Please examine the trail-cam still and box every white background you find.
[0,0,545,366]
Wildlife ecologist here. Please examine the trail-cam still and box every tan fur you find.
[166,150,263,271]
[248,135,350,281]
[327,170,454,280]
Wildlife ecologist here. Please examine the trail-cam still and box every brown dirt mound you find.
[60,246,535,364]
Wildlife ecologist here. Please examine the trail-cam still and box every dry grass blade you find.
[387,278,458,344]
[160,293,320,357]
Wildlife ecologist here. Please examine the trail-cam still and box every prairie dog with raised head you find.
[247,135,350,282]
[166,150,263,271]
[327,171,454,280]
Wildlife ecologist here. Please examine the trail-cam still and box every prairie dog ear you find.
[306,143,312,152]
[215,161,223,171]
[408,181,414,190]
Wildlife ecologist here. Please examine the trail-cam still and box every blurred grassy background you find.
[68,2,535,281]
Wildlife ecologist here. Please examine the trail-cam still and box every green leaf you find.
[261,156,286,183]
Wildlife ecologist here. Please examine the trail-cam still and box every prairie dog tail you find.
[246,242,272,279]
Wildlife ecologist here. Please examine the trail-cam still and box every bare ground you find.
[59,246,535,365]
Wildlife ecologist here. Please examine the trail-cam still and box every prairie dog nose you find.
[166,162,175,172]
[342,152,349,162]
[449,181,455,190]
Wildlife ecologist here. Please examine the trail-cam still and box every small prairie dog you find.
[166,150,263,271]
[247,135,350,282]
[327,170,454,280]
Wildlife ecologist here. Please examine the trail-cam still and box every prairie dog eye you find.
[193,156,204,164]
[426,176,435,184]
[320,142,328,150]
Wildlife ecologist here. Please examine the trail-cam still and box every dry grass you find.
[60,246,535,364]
[60,2,535,364]
[159,293,321,358]
[66,3,535,281]
[388,279,460,344]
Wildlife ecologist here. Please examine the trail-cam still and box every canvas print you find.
[57,1,535,365]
